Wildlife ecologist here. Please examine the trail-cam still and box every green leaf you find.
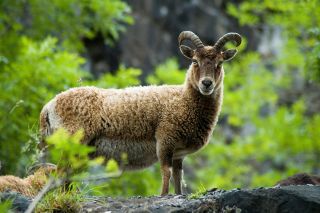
[106,159,119,173]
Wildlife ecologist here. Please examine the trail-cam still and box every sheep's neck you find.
[183,70,224,107]
[186,83,223,117]
[184,72,224,131]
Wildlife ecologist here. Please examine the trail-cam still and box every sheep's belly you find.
[93,137,158,170]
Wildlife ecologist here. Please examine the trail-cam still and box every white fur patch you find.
[46,99,62,131]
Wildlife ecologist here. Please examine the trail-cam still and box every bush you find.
[0,0,133,58]
[0,37,87,174]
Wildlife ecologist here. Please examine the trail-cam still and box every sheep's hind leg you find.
[173,158,183,194]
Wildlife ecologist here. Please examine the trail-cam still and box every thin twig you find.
[71,171,123,182]
[25,177,64,213]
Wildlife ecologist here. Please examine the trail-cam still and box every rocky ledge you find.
[82,185,320,213]
[2,185,320,213]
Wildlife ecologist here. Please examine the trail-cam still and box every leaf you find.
[105,159,119,173]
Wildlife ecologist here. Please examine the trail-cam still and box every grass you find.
[0,200,12,212]
[187,183,207,199]
[35,184,83,213]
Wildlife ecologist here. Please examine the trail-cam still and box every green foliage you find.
[227,0,320,82]
[223,52,278,126]
[0,37,87,174]
[187,183,206,199]
[191,100,320,190]
[227,0,320,30]
[92,65,142,88]
[0,0,133,57]
[90,167,161,197]
[146,58,185,85]
[46,129,94,174]
[253,101,320,172]
[106,159,120,173]
[0,200,12,213]
[306,28,320,82]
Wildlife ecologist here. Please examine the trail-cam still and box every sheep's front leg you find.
[173,158,183,194]
[158,146,173,196]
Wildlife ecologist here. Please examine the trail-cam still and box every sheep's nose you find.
[202,79,213,88]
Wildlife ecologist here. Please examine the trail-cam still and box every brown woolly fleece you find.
[40,31,241,195]
[0,165,56,197]
[40,72,223,167]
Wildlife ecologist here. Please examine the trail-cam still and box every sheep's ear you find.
[222,49,237,61]
[179,45,194,59]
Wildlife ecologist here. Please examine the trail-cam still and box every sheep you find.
[39,31,242,195]
[0,164,56,197]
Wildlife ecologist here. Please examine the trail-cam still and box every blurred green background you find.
[0,0,319,196]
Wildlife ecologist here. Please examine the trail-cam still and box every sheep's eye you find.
[192,59,198,65]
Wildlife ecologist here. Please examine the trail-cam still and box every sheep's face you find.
[179,31,241,96]
[180,46,237,95]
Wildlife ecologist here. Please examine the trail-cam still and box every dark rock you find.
[276,173,320,186]
[215,186,320,213]
[0,191,32,213]
[81,185,320,213]
[84,0,258,78]
[120,0,257,76]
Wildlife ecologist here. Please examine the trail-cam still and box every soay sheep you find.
[0,164,56,197]
[40,31,242,195]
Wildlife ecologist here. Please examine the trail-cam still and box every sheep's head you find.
[179,31,241,95]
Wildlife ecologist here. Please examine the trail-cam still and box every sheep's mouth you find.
[199,86,214,95]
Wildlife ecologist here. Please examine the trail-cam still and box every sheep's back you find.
[100,85,183,141]
[54,85,183,143]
